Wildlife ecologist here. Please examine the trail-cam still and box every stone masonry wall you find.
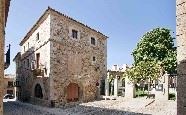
[49,12,107,106]
[19,15,51,102]
[176,0,186,114]
[3,75,15,97]
[14,53,21,100]
[17,8,107,107]
[0,0,5,113]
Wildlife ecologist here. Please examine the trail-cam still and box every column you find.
[114,75,118,97]
[105,72,109,96]
[125,76,135,98]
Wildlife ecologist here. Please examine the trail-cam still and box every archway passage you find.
[67,83,79,102]
[34,84,43,99]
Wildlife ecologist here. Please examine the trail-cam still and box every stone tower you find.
[176,0,186,114]
[15,7,107,107]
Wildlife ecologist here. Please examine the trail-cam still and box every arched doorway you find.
[34,84,43,99]
[66,83,79,102]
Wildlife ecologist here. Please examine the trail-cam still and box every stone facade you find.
[176,0,186,114]
[0,1,5,113]
[15,7,107,107]
[13,52,22,100]
[3,74,16,97]
[0,0,10,113]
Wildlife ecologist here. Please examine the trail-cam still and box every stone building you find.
[13,52,21,100]
[0,0,11,113]
[176,0,186,114]
[14,7,107,107]
[105,64,127,98]
[3,74,16,97]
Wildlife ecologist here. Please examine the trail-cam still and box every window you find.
[31,61,36,70]
[36,32,39,41]
[93,56,96,62]
[28,42,29,49]
[8,81,13,87]
[91,37,96,45]
[7,90,13,95]
[36,53,40,68]
[24,46,25,52]
[92,56,96,63]
[14,81,20,87]
[27,59,29,68]
[72,29,78,39]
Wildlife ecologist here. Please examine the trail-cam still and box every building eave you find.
[19,8,50,46]
[48,7,108,39]
[13,52,21,62]
[19,7,108,46]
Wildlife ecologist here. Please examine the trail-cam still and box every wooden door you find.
[67,83,79,102]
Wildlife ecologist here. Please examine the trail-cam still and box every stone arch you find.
[35,84,43,98]
[32,79,46,99]
[63,80,83,103]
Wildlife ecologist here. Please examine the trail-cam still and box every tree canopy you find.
[123,28,176,82]
[124,60,161,81]
[132,28,177,74]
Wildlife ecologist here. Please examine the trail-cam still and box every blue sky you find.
[5,0,176,74]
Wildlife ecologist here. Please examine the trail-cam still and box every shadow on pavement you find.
[4,101,152,115]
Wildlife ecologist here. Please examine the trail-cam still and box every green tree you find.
[124,61,161,82]
[132,28,177,74]
[124,61,161,95]
[123,28,176,96]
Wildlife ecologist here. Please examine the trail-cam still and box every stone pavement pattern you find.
[4,97,176,115]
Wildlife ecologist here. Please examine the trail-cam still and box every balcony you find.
[33,68,44,77]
